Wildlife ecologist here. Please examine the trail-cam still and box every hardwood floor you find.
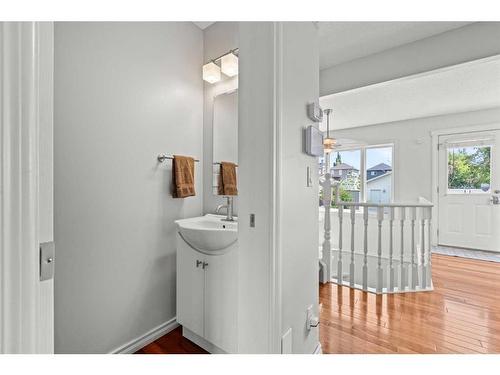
[137,254,500,354]
[320,254,500,353]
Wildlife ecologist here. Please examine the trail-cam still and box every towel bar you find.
[213,162,239,167]
[157,154,200,163]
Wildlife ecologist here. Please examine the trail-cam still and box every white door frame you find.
[0,22,53,354]
[431,122,500,248]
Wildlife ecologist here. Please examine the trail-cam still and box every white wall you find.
[238,22,319,354]
[320,22,500,96]
[202,22,239,214]
[330,107,500,203]
[54,22,203,353]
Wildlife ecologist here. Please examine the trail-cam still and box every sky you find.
[329,146,392,169]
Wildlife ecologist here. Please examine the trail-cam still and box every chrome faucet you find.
[216,196,234,222]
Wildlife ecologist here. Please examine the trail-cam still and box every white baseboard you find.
[182,327,227,354]
[110,317,179,354]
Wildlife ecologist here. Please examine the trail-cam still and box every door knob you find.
[491,195,500,205]
[196,260,203,268]
[202,262,209,269]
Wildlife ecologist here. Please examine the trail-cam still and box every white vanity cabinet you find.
[176,232,238,354]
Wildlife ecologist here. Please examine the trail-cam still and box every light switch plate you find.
[40,241,55,281]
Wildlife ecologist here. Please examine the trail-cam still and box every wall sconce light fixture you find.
[202,48,239,84]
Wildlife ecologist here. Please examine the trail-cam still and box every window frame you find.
[327,143,395,204]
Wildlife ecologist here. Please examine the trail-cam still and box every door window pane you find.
[366,147,393,204]
[447,145,491,193]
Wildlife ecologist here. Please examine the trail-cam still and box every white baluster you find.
[376,206,384,293]
[350,205,356,287]
[338,205,343,285]
[420,207,427,289]
[427,208,433,287]
[400,207,406,291]
[362,206,369,290]
[410,207,418,289]
[388,207,395,292]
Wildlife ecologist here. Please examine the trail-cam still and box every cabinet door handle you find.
[202,262,209,269]
[196,260,203,268]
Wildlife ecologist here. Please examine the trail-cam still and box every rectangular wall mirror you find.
[212,89,238,195]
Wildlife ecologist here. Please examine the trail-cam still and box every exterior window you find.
[447,145,491,193]
[319,144,394,207]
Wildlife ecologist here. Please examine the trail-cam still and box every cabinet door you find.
[204,250,238,353]
[176,234,205,338]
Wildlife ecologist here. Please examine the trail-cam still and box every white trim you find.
[0,22,44,354]
[431,122,500,246]
[269,21,283,354]
[110,317,179,354]
[182,327,226,354]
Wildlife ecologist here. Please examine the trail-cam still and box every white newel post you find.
[338,205,344,284]
[349,206,356,287]
[427,207,433,287]
[321,155,333,283]
[400,207,406,291]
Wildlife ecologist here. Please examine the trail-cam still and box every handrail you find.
[335,201,433,208]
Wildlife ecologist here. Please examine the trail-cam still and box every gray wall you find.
[202,22,239,215]
[54,22,203,353]
[320,22,500,96]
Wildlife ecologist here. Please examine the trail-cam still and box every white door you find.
[438,130,500,252]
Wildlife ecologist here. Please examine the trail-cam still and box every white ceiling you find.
[319,56,500,131]
[193,22,215,30]
[318,22,471,70]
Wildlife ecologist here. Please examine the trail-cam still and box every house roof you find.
[366,171,392,183]
[332,163,358,171]
[367,163,392,171]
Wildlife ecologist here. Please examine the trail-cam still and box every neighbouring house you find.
[366,162,392,180]
[366,171,392,204]
[331,163,359,180]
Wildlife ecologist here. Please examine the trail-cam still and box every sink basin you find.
[175,214,237,254]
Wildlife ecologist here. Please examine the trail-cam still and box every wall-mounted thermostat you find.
[307,102,323,123]
[305,126,324,157]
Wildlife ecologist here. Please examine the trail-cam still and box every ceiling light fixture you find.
[323,108,336,153]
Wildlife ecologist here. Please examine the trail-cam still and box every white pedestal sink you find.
[175,214,237,254]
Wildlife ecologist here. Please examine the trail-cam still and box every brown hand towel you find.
[172,155,195,198]
[218,162,238,196]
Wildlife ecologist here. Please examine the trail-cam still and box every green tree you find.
[448,147,490,190]
[334,152,342,166]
